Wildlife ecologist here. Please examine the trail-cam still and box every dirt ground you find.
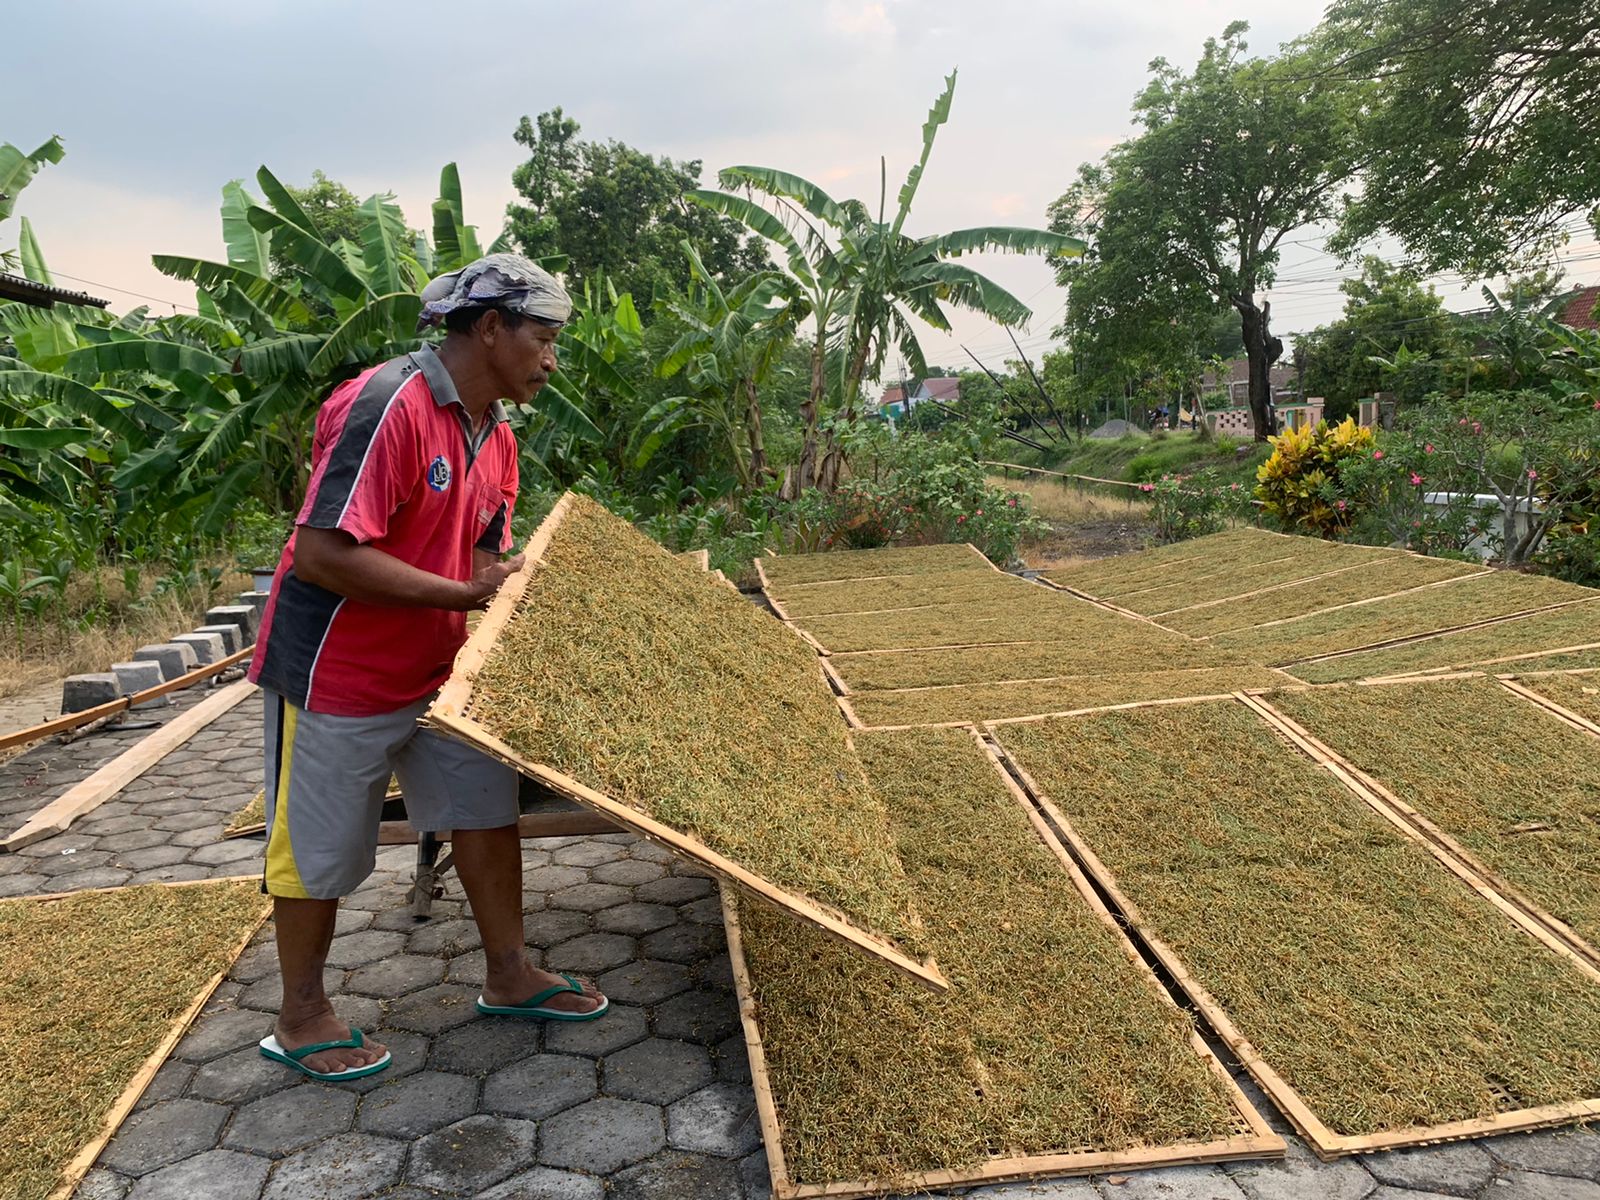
[996,476,1155,571]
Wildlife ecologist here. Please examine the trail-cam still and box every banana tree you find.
[689,71,1082,493]
[0,135,64,272]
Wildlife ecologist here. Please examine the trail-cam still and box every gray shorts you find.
[261,690,518,899]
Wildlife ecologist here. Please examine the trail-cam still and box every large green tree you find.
[1322,0,1600,276]
[691,71,1081,492]
[504,108,768,307]
[1052,25,1362,440]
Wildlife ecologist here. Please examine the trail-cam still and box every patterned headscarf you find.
[417,253,572,331]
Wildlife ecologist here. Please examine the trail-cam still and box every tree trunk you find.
[742,375,770,486]
[784,332,827,500]
[816,336,876,493]
[1234,293,1283,441]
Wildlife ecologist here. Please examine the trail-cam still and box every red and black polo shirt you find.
[249,345,518,715]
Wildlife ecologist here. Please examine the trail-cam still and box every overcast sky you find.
[9,1,1598,376]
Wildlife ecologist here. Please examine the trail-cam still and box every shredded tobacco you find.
[851,666,1286,727]
[1522,672,1600,724]
[759,544,991,588]
[736,727,1240,1188]
[1044,528,1290,596]
[1214,573,1598,664]
[833,638,1250,692]
[772,569,1034,619]
[1,880,268,1200]
[464,495,926,953]
[224,791,265,835]
[1116,546,1393,616]
[1274,676,1600,947]
[996,701,1600,1137]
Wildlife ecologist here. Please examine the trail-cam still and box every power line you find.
[43,269,200,314]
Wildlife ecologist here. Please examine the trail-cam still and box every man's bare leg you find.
[273,896,387,1071]
[453,824,605,1015]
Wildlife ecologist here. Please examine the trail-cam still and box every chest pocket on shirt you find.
[474,482,502,537]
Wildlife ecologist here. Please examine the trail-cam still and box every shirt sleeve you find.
[296,377,418,545]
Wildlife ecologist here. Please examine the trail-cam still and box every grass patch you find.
[851,666,1287,727]
[1044,528,1283,596]
[772,569,1033,619]
[834,639,1249,692]
[1122,546,1394,617]
[1273,677,1600,948]
[1005,430,1272,488]
[0,879,267,1200]
[1171,556,1481,637]
[1522,673,1600,723]
[224,791,265,836]
[1287,601,1600,683]
[464,495,925,953]
[758,544,990,588]
[988,474,1151,524]
[799,589,1187,655]
[995,700,1600,1137]
[1215,573,1598,665]
[735,727,1241,1187]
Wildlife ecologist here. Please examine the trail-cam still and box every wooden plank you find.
[1497,677,1600,739]
[981,691,1243,730]
[0,644,255,754]
[1243,568,1494,632]
[422,709,948,992]
[1282,597,1600,668]
[46,895,270,1200]
[1239,692,1600,981]
[990,729,1600,1160]
[1,680,257,853]
[720,734,1283,1200]
[1149,559,1410,618]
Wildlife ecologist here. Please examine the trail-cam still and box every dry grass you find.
[735,726,1241,1188]
[1274,676,1600,947]
[1522,673,1600,723]
[833,638,1249,692]
[1044,529,1295,596]
[1287,602,1600,683]
[0,879,268,1200]
[1170,556,1481,637]
[758,544,990,589]
[995,700,1600,1137]
[1123,547,1396,617]
[988,474,1148,524]
[772,569,1033,620]
[1215,573,1598,665]
[851,666,1287,727]
[464,495,925,953]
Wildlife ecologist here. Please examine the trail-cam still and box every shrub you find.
[1254,418,1375,536]
[1142,470,1256,543]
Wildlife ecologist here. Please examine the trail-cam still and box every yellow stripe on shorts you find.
[265,702,310,898]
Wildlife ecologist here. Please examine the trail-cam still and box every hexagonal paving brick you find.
[740,1150,772,1200]
[0,872,47,897]
[129,864,218,887]
[597,960,692,1006]
[332,907,372,935]
[545,1003,649,1058]
[125,1148,270,1200]
[595,903,676,937]
[680,896,723,926]
[110,845,190,871]
[185,839,260,865]
[49,866,134,891]
[967,1180,1099,1198]
[135,1061,195,1108]
[447,948,488,986]
[652,990,740,1045]
[338,1030,430,1095]
[667,1082,761,1157]
[477,1165,605,1200]
[345,954,445,998]
[99,1099,230,1175]
[638,923,722,965]
[525,864,588,892]
[1363,1141,1493,1195]
[16,833,100,857]
[629,842,676,865]
[549,882,631,914]
[407,1113,539,1193]
[483,1052,598,1119]
[693,956,735,991]
[260,1131,406,1200]
[323,929,408,969]
[406,917,484,956]
[238,967,341,1013]
[37,848,114,875]
[552,840,628,868]
[611,1151,749,1200]
[428,1019,543,1074]
[635,876,713,905]
[592,859,666,887]
[605,1038,714,1105]
[1485,1131,1600,1179]
[384,983,482,1034]
[1228,1139,1376,1200]
[76,1167,130,1200]
[713,1033,751,1084]
[522,910,592,949]
[223,1082,356,1155]
[546,932,636,975]
[1103,1164,1246,1198]
[539,1098,665,1174]
[1491,1172,1600,1199]
[357,1070,478,1138]
[187,1045,298,1105]
[174,1009,274,1064]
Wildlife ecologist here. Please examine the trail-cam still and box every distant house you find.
[1199,358,1323,435]
[1555,284,1600,334]
[878,376,960,421]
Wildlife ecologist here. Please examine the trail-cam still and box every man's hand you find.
[462,553,526,610]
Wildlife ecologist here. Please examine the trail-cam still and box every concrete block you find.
[204,604,258,643]
[133,642,198,681]
[193,625,241,656]
[62,673,121,713]
[111,661,171,708]
[235,590,270,619]
[171,631,226,665]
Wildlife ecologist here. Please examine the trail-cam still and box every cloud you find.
[823,1,895,38]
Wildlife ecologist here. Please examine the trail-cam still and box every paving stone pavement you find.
[2,688,1597,1199]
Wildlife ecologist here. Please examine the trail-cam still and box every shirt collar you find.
[410,344,509,425]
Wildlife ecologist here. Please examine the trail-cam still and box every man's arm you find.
[295,526,523,611]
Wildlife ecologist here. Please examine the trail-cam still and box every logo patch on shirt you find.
[426,455,452,492]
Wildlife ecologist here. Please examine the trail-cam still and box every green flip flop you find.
[258,1030,392,1081]
[476,973,610,1021]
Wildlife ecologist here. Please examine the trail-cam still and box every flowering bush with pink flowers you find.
[1147,469,1256,543]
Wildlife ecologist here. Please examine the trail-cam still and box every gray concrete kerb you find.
[193,625,242,656]
[170,632,226,667]
[110,662,171,708]
[133,642,198,680]
[61,673,121,713]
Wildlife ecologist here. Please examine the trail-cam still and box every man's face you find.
[486,314,560,404]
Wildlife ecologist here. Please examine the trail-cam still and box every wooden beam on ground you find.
[1,680,257,853]
[1497,677,1600,739]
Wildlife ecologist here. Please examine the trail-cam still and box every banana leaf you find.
[256,166,326,240]
[358,193,409,296]
[0,136,65,222]
[923,226,1085,259]
[308,292,421,375]
[0,364,144,441]
[18,218,52,285]
[221,181,270,276]
[152,255,314,325]
[66,339,232,379]
[0,426,92,450]
[246,207,370,303]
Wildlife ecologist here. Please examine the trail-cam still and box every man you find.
[248,254,607,1082]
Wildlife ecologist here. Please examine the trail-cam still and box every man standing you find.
[248,255,607,1082]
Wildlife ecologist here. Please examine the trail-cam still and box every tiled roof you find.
[1557,285,1600,333]
[0,271,109,309]
[921,376,961,401]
